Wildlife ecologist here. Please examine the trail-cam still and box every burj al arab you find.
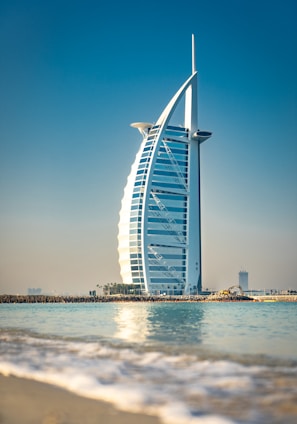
[118,35,212,295]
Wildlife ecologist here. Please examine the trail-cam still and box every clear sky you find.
[0,0,296,295]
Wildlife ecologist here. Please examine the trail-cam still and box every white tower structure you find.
[118,35,212,295]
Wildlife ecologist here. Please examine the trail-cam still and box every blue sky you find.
[0,0,296,294]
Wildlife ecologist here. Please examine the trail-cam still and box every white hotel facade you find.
[118,36,212,295]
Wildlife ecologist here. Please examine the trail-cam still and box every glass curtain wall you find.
[129,125,189,295]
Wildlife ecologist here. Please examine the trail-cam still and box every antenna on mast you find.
[192,34,196,74]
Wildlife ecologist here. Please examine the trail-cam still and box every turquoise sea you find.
[1,301,297,423]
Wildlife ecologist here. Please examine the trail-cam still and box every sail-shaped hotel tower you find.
[118,35,212,295]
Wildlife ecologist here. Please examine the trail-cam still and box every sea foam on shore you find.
[1,301,297,423]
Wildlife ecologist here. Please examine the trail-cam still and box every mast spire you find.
[185,34,198,130]
[192,33,196,74]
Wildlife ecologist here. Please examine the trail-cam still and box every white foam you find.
[160,403,235,424]
[0,330,296,424]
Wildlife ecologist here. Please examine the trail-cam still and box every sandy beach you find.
[0,374,161,424]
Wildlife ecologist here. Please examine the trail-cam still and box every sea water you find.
[1,301,297,423]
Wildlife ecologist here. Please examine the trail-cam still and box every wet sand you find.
[0,374,161,424]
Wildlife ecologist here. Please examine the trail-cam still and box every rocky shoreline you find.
[1,294,296,303]
[0,294,253,303]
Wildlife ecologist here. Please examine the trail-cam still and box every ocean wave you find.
[1,329,297,423]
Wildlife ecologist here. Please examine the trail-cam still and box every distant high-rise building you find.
[27,288,42,295]
[239,271,248,291]
[118,35,212,295]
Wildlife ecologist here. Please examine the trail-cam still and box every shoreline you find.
[1,294,297,303]
[0,374,161,424]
